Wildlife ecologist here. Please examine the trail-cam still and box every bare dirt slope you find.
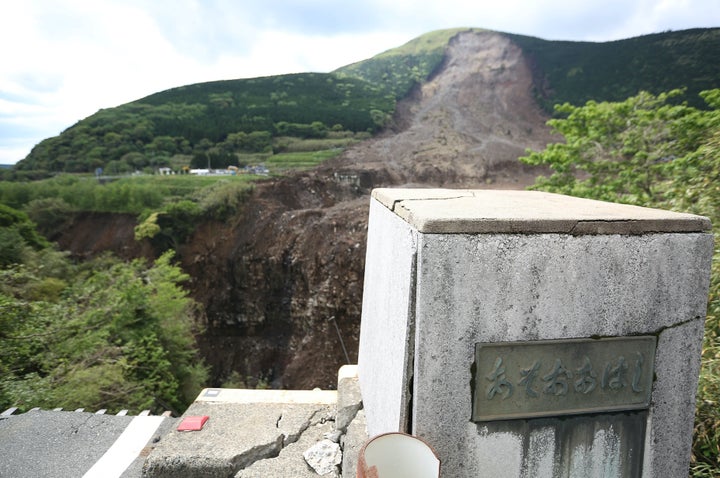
[324,30,556,187]
[62,31,557,390]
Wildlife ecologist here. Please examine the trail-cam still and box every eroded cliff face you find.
[181,179,369,389]
[54,212,154,260]
[58,31,557,390]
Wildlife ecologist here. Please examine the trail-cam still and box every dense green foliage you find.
[520,89,720,476]
[0,174,255,217]
[507,28,720,112]
[0,243,208,414]
[0,204,49,264]
[136,73,393,138]
[15,73,394,174]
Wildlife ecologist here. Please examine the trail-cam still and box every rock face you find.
[57,31,556,390]
[182,180,370,390]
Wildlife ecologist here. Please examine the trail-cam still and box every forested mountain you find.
[12,28,720,176]
[506,28,720,110]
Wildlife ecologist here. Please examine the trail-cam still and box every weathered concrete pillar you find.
[358,189,713,478]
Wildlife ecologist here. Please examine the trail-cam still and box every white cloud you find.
[228,30,413,76]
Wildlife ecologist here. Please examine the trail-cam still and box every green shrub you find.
[0,228,28,267]
[0,250,208,414]
[0,203,48,251]
[24,197,74,236]
[194,180,254,220]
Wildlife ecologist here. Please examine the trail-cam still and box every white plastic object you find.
[357,432,440,478]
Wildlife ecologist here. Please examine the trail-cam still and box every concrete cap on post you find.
[371,188,711,234]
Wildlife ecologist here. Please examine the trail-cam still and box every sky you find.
[1,0,719,165]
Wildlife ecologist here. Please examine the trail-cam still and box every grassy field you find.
[264,149,343,172]
[0,173,259,216]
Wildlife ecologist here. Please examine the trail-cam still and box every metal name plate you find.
[472,336,656,422]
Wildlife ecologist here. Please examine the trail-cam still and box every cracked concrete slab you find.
[236,421,336,478]
[143,392,335,478]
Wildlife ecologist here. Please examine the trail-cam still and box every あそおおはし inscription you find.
[472,337,656,421]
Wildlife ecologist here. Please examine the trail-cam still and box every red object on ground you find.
[177,415,209,431]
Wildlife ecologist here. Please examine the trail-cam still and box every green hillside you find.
[11,27,720,175]
[133,73,395,142]
[507,28,720,111]
[15,73,394,175]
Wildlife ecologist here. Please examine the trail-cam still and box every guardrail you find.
[1,407,172,417]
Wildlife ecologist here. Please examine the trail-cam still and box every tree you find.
[121,152,148,170]
[520,89,705,205]
[0,249,207,414]
[138,200,203,252]
[370,109,390,130]
[0,228,28,267]
[520,89,720,476]
[105,159,132,175]
[23,197,73,238]
[223,130,272,153]
[0,204,49,251]
[134,212,162,241]
[190,151,236,169]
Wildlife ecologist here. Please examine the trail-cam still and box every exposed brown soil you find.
[57,31,558,390]
[54,212,154,260]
